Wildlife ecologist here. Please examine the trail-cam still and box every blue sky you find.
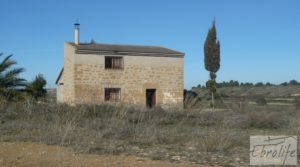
[0,0,299,89]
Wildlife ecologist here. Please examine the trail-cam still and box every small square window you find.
[105,88,121,102]
[105,57,123,69]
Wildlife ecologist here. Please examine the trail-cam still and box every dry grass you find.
[295,97,300,109]
[0,101,299,166]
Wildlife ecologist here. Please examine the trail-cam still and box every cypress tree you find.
[204,20,221,108]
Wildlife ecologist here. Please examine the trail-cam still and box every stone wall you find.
[60,43,184,108]
[61,43,76,104]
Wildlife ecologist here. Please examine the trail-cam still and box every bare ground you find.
[0,142,213,167]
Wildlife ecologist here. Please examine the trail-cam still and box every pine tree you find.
[204,20,221,108]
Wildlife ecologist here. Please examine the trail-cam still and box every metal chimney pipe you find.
[74,23,80,45]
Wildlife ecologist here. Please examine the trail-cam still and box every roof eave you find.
[55,68,64,84]
[75,50,184,58]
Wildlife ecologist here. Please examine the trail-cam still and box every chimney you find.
[74,23,80,45]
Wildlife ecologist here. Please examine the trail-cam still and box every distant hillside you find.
[191,85,300,98]
[184,85,300,109]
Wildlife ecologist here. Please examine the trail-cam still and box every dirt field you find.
[0,142,213,167]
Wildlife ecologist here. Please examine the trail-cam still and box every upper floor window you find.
[105,56,123,69]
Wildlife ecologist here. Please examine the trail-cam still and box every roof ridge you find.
[78,42,170,49]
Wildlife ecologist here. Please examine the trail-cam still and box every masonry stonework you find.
[57,43,184,108]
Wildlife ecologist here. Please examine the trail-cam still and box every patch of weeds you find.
[248,111,289,129]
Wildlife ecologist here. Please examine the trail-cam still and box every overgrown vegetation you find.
[0,102,299,166]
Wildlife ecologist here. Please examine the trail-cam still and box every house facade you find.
[56,24,184,108]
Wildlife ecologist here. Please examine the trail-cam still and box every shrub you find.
[256,96,267,106]
[248,111,289,129]
[194,129,243,153]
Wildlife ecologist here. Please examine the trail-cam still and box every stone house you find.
[56,24,184,108]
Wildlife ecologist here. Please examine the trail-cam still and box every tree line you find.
[193,80,300,89]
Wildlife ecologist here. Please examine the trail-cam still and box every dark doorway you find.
[146,89,156,108]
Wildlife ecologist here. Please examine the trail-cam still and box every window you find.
[105,88,121,102]
[105,56,123,69]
